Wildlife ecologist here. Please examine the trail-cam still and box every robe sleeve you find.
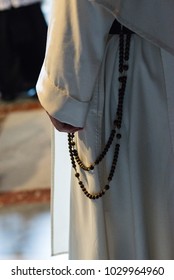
[36,0,114,127]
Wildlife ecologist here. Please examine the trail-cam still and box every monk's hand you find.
[47,113,83,133]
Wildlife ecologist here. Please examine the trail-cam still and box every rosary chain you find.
[68,30,132,199]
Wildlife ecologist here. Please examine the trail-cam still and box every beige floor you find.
[0,203,68,260]
[0,104,52,260]
[0,109,51,192]
[0,203,50,260]
[0,103,69,260]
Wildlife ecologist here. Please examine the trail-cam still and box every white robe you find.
[37,0,174,259]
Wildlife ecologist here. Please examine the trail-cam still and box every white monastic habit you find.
[37,0,174,259]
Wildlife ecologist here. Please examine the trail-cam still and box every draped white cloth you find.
[37,0,174,259]
[91,0,174,56]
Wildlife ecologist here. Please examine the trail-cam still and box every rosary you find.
[68,28,132,200]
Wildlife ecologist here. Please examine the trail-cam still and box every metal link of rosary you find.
[68,27,132,199]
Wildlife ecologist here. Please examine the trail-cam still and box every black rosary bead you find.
[123,64,129,71]
[116,133,122,139]
[73,149,78,156]
[104,185,110,191]
[75,173,80,178]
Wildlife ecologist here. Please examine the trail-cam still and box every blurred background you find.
[0,0,68,260]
